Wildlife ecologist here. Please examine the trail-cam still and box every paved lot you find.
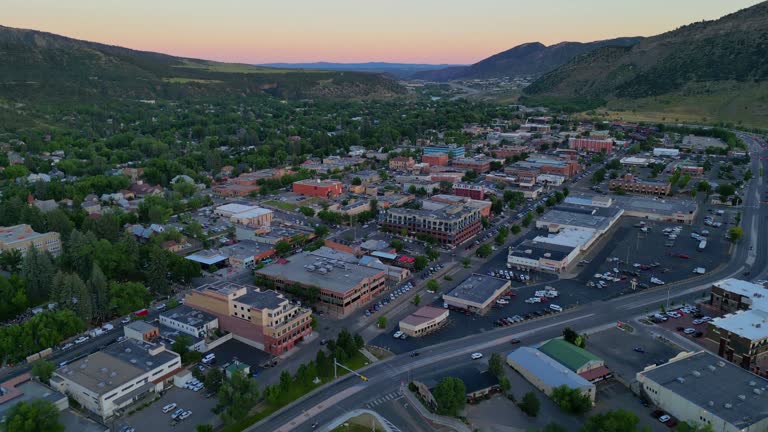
[592,380,669,432]
[119,386,219,432]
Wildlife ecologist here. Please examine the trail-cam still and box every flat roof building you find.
[506,347,596,403]
[380,203,483,246]
[159,305,219,339]
[637,351,768,432]
[0,224,61,256]
[609,174,671,196]
[292,179,343,198]
[442,274,510,315]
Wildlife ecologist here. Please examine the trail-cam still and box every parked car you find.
[470,352,483,360]
[162,403,177,413]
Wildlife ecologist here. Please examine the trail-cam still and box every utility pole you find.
[334,358,368,381]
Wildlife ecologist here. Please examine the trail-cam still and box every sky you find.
[4,0,763,64]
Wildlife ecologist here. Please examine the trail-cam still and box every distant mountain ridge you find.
[412,37,643,81]
[0,25,403,102]
[259,62,464,78]
[524,2,768,101]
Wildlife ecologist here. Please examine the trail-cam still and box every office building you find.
[423,145,465,158]
[399,306,449,337]
[0,224,61,256]
[451,157,492,174]
[159,305,219,339]
[452,183,485,200]
[292,179,344,198]
[442,274,510,315]
[568,138,614,154]
[380,203,483,246]
[609,174,671,196]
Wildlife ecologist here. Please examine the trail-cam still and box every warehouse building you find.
[637,351,768,432]
[506,347,596,403]
[442,274,510,315]
[538,339,612,382]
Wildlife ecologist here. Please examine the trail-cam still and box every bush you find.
[518,391,540,417]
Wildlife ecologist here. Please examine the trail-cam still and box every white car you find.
[74,336,90,344]
[496,299,509,305]
[549,304,563,312]
[162,403,177,413]
[179,410,192,420]
[658,415,671,423]
[470,352,483,360]
[525,297,541,304]
[393,331,404,339]
[684,328,696,334]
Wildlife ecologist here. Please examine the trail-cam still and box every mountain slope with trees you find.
[412,37,642,81]
[0,25,403,103]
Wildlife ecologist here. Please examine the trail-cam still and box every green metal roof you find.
[538,339,601,372]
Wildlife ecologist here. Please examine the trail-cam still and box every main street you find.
[251,136,768,431]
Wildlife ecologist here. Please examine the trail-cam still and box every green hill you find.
[0,25,403,102]
[523,1,768,127]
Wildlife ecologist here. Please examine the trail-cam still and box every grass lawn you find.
[263,200,298,211]
[221,352,370,432]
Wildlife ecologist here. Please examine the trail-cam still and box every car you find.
[319,338,329,345]
[61,343,74,350]
[162,403,178,413]
[410,351,420,357]
[393,331,404,339]
[658,415,671,423]
[178,410,192,420]
[171,408,185,420]
[549,304,562,312]
[74,336,90,344]
[470,352,483,360]
[633,347,645,353]
[510,339,521,344]
[684,328,696,335]
[120,427,136,432]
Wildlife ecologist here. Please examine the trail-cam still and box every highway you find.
[250,135,768,432]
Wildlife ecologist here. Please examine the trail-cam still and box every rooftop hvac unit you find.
[723,403,732,409]
[718,361,726,367]
[754,389,763,395]
[708,365,717,371]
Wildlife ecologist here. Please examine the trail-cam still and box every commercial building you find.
[380,203,483,246]
[442,274,510,315]
[400,179,440,194]
[50,340,181,420]
[637,351,768,432]
[681,135,728,150]
[389,156,415,171]
[292,179,343,198]
[254,251,387,318]
[159,305,219,339]
[708,279,767,314]
[506,156,580,178]
[452,183,485,200]
[619,157,655,167]
[612,195,698,225]
[653,148,680,157]
[568,137,614,154]
[185,281,312,355]
[221,240,275,269]
[0,224,61,256]
[609,174,671,196]
[429,195,492,218]
[451,157,492,173]
[538,339,611,382]
[506,347,596,403]
[537,174,565,186]
[535,206,622,237]
[508,240,577,274]
[124,321,160,342]
[0,374,69,424]
[423,145,465,158]
[493,145,532,158]
[399,306,449,337]
[422,153,449,167]
[214,204,273,228]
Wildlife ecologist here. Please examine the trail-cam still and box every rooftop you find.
[711,309,768,341]
[220,240,271,260]
[0,224,54,245]
[538,339,603,372]
[235,289,288,311]
[216,203,259,215]
[510,240,575,262]
[185,249,228,266]
[385,202,481,221]
[612,195,698,216]
[160,305,217,328]
[126,320,158,334]
[425,366,499,395]
[507,347,594,391]
[400,306,448,327]
[537,209,615,232]
[639,351,768,429]
[255,251,384,294]
[444,274,509,304]
[713,279,768,310]
[533,227,597,249]
[293,179,343,187]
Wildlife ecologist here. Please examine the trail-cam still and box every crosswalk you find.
[365,390,403,408]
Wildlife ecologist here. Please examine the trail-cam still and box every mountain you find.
[411,38,643,81]
[524,2,768,115]
[259,62,464,78]
[0,25,403,102]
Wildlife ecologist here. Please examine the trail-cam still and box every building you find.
[185,249,229,269]
[49,340,181,420]
[637,351,768,432]
[423,145,465,158]
[399,306,449,337]
[389,156,415,171]
[507,156,580,178]
[124,321,160,342]
[609,174,671,196]
[214,204,273,228]
[351,170,382,185]
[452,183,484,200]
[708,279,767,314]
[292,179,343,198]
[568,137,613,154]
[612,195,698,225]
[400,179,440,194]
[654,148,680,157]
[185,282,312,355]
[451,157,492,174]
[429,195,492,218]
[221,240,275,269]
[669,161,706,177]
[538,339,611,382]
[418,366,501,404]
[619,157,655,167]
[0,224,61,256]
[508,240,579,274]
[506,347,596,403]
[535,206,622,236]
[380,203,483,246]
[537,174,565,186]
[681,135,728,150]
[442,274,510,315]
[212,183,261,197]
[422,153,449,167]
[494,145,532,158]
[0,373,69,424]
[254,252,387,318]
[159,305,219,339]
[563,194,613,208]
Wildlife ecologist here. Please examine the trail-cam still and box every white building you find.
[159,305,219,339]
[653,148,680,157]
[536,174,565,186]
[49,340,181,420]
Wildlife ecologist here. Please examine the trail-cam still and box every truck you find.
[698,240,707,251]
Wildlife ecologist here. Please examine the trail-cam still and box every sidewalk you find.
[400,384,471,432]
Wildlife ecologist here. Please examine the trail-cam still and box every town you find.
[0,97,766,432]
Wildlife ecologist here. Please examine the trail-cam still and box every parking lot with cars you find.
[119,386,218,432]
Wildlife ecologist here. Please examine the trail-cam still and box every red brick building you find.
[609,174,670,196]
[422,153,449,167]
[569,138,614,154]
[494,146,533,159]
[389,156,415,171]
[452,183,485,200]
[292,179,344,198]
[451,157,492,174]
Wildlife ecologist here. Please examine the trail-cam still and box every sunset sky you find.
[4,0,762,64]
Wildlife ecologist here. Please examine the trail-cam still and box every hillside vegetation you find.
[0,25,403,103]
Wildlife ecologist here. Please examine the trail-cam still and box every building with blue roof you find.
[506,347,596,403]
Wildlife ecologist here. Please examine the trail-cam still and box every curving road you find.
[250,134,768,432]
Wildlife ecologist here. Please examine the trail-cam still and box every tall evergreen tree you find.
[146,247,169,294]
[88,263,109,322]
[21,246,55,303]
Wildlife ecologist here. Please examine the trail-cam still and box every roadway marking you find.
[270,384,366,432]
[365,390,403,408]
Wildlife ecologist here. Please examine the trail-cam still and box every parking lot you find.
[119,386,219,432]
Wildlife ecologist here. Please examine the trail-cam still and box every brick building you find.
[380,202,483,246]
[609,174,670,196]
[422,153,450,167]
[452,183,485,200]
[451,157,492,173]
[569,138,614,154]
[389,156,415,171]
[292,179,344,198]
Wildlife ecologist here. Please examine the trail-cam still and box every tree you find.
[108,281,150,316]
[412,294,421,306]
[551,385,592,414]
[314,224,330,238]
[196,425,214,432]
[511,224,522,235]
[476,243,492,258]
[522,212,534,227]
[3,399,64,432]
[172,335,193,360]
[488,353,504,378]
[563,327,586,348]
[31,359,55,383]
[592,168,606,184]
[351,177,362,186]
[50,272,92,322]
[536,205,545,214]
[541,423,567,432]
[88,263,109,322]
[519,391,540,417]
[376,315,387,329]
[427,279,439,292]
[298,207,316,217]
[461,257,471,268]
[217,371,260,425]
[414,255,429,271]
[580,409,640,432]
[715,183,736,200]
[146,247,170,294]
[562,187,570,197]
[20,247,55,303]
[0,249,22,273]
[203,367,224,393]
[279,370,292,392]
[390,239,405,252]
[275,240,292,256]
[432,377,466,416]
[728,226,743,243]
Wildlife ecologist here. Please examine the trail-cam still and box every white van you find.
[202,353,216,364]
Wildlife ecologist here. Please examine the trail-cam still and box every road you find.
[251,136,768,431]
